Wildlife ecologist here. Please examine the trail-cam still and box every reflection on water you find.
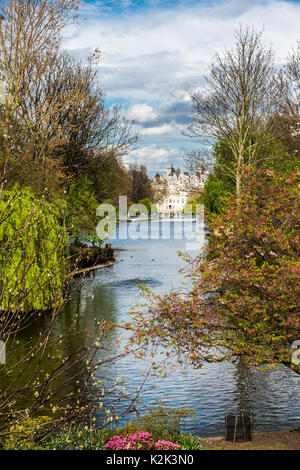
[3,222,300,436]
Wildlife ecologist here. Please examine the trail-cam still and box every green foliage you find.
[260,138,300,175]
[213,140,235,183]
[178,433,203,450]
[198,141,235,215]
[137,198,157,215]
[183,195,202,215]
[65,176,102,245]
[0,184,68,311]
[201,175,232,214]
[203,134,299,215]
[0,416,51,450]
[106,404,195,443]
[44,429,106,450]
[43,405,196,450]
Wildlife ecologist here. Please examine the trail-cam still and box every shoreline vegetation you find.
[69,243,116,276]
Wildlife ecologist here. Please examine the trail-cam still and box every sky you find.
[64,0,300,175]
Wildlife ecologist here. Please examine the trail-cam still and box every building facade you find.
[153,164,208,216]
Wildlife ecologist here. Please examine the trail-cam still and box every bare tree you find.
[0,1,138,197]
[278,41,300,121]
[187,26,277,197]
[46,53,138,179]
[0,0,79,190]
[183,149,214,174]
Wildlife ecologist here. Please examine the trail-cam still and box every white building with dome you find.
[152,164,208,217]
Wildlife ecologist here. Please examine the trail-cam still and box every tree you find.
[127,169,300,370]
[269,42,300,168]
[89,157,132,205]
[201,174,232,214]
[183,149,213,174]
[0,183,146,448]
[128,163,153,203]
[0,1,138,199]
[0,0,79,191]
[187,26,277,197]
[138,198,156,215]
[182,195,202,216]
[53,53,138,180]
[0,184,68,312]
[277,41,300,123]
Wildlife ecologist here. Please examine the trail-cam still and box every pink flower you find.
[154,440,181,450]
[104,431,181,451]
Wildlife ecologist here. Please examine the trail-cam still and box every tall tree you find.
[128,163,153,203]
[0,0,138,201]
[277,41,300,122]
[0,0,79,191]
[183,149,213,174]
[270,42,300,167]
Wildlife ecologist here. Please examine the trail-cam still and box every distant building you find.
[152,164,208,216]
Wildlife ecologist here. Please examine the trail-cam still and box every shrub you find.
[106,405,195,443]
[178,433,203,450]
[0,416,51,450]
[104,431,181,450]
[105,431,154,450]
[153,440,181,450]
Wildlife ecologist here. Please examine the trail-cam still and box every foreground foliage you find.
[39,405,199,450]
[0,185,68,311]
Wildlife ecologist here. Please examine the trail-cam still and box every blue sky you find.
[64,0,300,174]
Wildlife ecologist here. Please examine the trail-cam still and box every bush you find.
[201,175,232,214]
[153,440,181,450]
[105,431,154,450]
[0,416,51,450]
[178,433,203,450]
[42,405,195,450]
[105,404,195,443]
[104,432,181,450]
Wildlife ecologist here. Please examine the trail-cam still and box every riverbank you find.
[70,260,117,276]
[69,243,115,276]
[200,429,300,450]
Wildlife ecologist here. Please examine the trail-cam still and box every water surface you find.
[61,221,300,436]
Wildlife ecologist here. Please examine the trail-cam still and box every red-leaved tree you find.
[127,169,300,371]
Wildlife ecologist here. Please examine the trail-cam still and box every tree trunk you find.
[236,168,241,198]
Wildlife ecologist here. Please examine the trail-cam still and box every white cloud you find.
[127,103,158,122]
[125,144,178,171]
[65,0,300,171]
[140,124,174,136]
[66,0,300,103]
